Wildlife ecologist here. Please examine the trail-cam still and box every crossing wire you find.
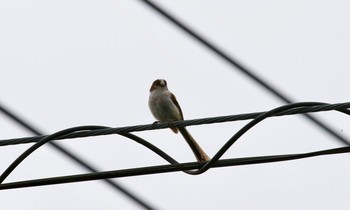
[0,103,157,210]
[138,0,350,145]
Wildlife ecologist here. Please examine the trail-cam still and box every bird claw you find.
[152,121,159,126]
[152,121,176,132]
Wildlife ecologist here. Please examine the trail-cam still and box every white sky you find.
[0,0,350,209]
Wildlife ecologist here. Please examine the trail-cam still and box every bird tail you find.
[178,127,210,162]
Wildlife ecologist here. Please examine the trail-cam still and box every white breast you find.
[149,89,182,122]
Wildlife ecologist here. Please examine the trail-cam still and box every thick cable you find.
[0,102,349,147]
[0,146,349,190]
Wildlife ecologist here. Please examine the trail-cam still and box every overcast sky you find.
[1,1,350,209]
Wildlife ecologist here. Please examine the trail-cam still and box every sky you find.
[0,0,350,209]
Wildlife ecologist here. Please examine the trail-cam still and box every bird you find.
[148,79,210,162]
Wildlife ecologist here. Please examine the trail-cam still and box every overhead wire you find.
[1,102,349,147]
[1,145,349,190]
[138,0,350,146]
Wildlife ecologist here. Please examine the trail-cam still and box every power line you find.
[1,102,349,147]
[1,145,349,190]
[0,103,157,210]
[138,0,350,146]
[1,102,349,189]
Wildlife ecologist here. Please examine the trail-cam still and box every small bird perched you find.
[148,79,210,162]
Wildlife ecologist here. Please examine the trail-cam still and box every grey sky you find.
[0,1,349,209]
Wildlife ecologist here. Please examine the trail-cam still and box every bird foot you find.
[152,121,160,127]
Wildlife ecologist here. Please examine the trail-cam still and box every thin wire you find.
[138,0,350,146]
[1,102,349,187]
[0,103,157,210]
[1,102,349,147]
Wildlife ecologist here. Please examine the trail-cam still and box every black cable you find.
[1,146,349,190]
[0,103,157,210]
[1,102,349,147]
[1,102,349,188]
[138,0,350,146]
